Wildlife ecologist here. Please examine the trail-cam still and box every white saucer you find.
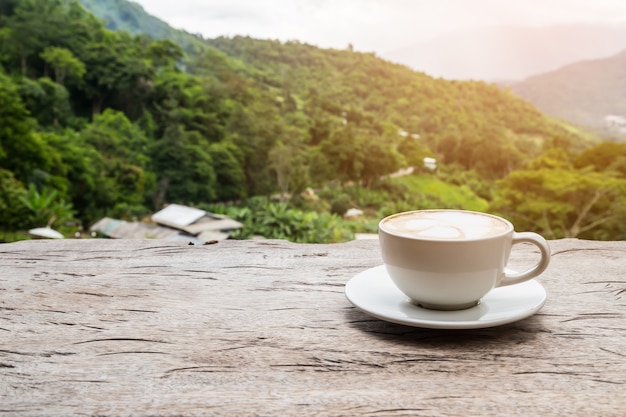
[345,265,547,329]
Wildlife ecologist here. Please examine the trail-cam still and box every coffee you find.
[381,210,510,240]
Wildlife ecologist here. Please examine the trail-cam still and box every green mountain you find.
[77,0,208,55]
[510,49,626,138]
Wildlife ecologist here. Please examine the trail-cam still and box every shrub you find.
[208,197,353,243]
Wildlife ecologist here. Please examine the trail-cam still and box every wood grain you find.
[0,238,624,416]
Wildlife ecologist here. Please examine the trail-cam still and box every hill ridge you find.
[511,47,626,136]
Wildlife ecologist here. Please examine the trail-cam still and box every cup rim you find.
[378,209,514,242]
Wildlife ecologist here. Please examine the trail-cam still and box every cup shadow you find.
[342,306,545,349]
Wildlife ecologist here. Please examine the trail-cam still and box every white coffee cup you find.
[378,209,551,310]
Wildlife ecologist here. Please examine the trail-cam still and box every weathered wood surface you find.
[0,238,624,417]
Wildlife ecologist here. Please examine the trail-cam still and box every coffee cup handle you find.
[499,232,551,287]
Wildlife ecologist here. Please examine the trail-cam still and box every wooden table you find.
[1,238,624,416]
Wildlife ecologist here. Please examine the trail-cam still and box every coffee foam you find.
[382,211,510,240]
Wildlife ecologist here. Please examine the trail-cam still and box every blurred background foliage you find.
[1,0,625,242]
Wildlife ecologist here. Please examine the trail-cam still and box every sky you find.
[130,0,626,55]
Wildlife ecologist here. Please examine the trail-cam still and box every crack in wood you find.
[223,265,289,270]
[57,379,110,383]
[164,365,236,374]
[96,351,170,356]
[295,252,329,257]
[61,272,96,277]
[0,349,75,357]
[561,313,623,322]
[552,247,626,256]
[513,371,594,377]
[600,347,626,357]
[73,292,113,297]
[73,338,171,345]
[590,379,624,385]
[367,408,429,414]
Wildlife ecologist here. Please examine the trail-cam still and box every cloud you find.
[132,0,626,53]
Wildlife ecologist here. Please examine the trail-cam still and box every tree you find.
[149,125,217,208]
[360,136,404,186]
[40,46,85,85]
[0,0,20,17]
[208,141,247,201]
[0,168,28,232]
[1,0,81,76]
[0,71,50,182]
[147,39,184,69]
[268,140,307,202]
[575,141,626,176]
[397,135,433,168]
[149,67,226,141]
[78,109,152,218]
[318,125,363,184]
[225,98,285,196]
[36,129,106,225]
[491,166,626,240]
[18,76,72,126]
[79,32,153,117]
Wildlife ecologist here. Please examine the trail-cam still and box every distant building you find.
[604,115,626,134]
[344,208,364,218]
[423,157,437,171]
[90,204,243,243]
[29,227,64,239]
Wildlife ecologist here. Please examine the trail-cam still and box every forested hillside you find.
[1,0,625,242]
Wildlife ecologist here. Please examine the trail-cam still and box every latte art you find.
[382,210,510,240]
